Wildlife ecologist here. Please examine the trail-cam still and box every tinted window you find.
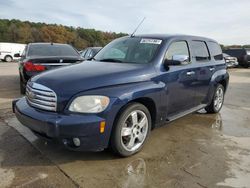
[84,49,92,58]
[28,44,79,57]
[165,41,189,61]
[223,49,245,58]
[92,48,101,55]
[95,37,161,64]
[80,49,87,57]
[191,41,210,61]
[208,42,223,60]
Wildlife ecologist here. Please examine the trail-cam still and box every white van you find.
[0,43,26,62]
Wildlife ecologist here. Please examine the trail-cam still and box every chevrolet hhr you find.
[13,34,229,157]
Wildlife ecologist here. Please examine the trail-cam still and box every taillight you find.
[24,61,45,72]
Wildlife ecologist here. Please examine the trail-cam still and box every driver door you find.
[161,41,197,117]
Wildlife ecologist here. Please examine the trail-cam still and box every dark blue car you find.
[13,34,229,157]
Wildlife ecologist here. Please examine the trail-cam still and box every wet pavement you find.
[0,63,250,187]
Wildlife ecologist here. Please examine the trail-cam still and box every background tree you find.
[0,19,127,50]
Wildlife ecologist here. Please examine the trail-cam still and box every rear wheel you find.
[111,103,151,157]
[4,55,13,62]
[205,84,224,113]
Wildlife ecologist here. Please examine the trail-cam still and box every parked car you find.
[223,48,250,68]
[13,34,229,157]
[16,43,83,94]
[223,53,238,68]
[0,42,26,62]
[80,47,102,60]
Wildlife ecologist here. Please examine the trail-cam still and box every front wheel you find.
[4,55,13,62]
[110,103,151,157]
[205,84,225,113]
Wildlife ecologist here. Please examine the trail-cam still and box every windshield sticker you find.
[140,38,162,44]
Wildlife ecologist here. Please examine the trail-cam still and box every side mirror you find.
[14,53,21,58]
[164,55,189,69]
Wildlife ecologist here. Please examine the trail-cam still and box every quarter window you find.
[191,41,210,61]
[208,42,223,60]
[165,41,190,61]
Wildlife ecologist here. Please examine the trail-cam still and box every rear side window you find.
[207,42,223,60]
[191,41,210,61]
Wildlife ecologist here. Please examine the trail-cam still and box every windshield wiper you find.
[98,58,123,63]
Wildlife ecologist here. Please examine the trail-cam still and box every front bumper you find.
[226,60,238,68]
[13,97,110,151]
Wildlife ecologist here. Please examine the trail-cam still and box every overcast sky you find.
[0,0,249,45]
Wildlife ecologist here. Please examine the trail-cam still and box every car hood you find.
[31,61,155,98]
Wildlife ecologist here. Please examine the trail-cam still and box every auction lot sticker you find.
[140,38,162,44]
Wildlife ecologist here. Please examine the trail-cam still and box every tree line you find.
[0,19,249,50]
[0,19,127,50]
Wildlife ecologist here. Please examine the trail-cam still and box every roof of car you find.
[28,43,70,46]
[132,34,218,43]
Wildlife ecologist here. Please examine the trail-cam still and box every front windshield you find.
[94,37,162,64]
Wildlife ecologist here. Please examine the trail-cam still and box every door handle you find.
[209,67,215,71]
[186,71,195,76]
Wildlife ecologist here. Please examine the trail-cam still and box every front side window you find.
[208,42,223,60]
[165,41,190,61]
[94,37,162,64]
[191,41,210,61]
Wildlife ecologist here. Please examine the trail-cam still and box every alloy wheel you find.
[214,87,224,111]
[120,110,149,152]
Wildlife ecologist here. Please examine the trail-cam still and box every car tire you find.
[205,84,224,113]
[110,103,151,157]
[4,55,13,62]
[20,77,26,95]
[243,65,249,68]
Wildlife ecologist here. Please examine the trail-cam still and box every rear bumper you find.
[13,97,110,151]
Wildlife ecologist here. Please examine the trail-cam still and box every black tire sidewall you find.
[111,103,152,157]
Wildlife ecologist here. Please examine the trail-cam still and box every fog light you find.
[73,138,81,147]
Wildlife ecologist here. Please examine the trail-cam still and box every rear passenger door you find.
[190,40,222,106]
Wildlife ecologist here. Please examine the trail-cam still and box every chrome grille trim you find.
[26,82,57,111]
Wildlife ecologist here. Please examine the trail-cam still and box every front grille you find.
[26,82,57,112]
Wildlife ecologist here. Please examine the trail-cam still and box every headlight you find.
[69,96,110,113]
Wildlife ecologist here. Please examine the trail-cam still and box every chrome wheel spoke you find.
[137,133,145,142]
[138,116,147,128]
[131,112,138,125]
[127,136,136,149]
[121,127,132,137]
